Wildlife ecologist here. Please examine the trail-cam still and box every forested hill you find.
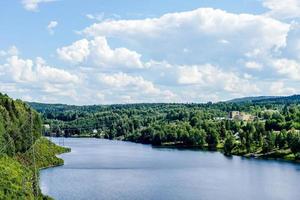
[0,93,42,154]
[227,96,279,103]
[0,93,69,199]
[228,94,300,104]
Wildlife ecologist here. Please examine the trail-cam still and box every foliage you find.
[31,100,300,160]
[0,93,42,155]
[224,132,235,155]
[0,156,34,200]
[0,138,69,200]
[17,138,70,169]
[0,93,69,199]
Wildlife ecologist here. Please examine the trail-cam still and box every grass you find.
[0,137,70,200]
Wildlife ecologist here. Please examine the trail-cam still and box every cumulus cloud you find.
[57,37,144,69]
[177,64,260,95]
[3,5,300,104]
[0,53,81,103]
[263,0,300,19]
[51,7,299,103]
[98,72,161,94]
[2,56,79,83]
[271,58,300,80]
[21,0,56,12]
[47,21,58,35]
[57,39,90,63]
[0,47,177,104]
[269,81,296,95]
[96,72,177,103]
[82,8,290,66]
[1,56,80,103]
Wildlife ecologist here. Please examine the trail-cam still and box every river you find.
[40,138,300,200]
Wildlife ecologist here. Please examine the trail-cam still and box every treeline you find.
[32,101,300,160]
[253,95,300,104]
[228,94,300,104]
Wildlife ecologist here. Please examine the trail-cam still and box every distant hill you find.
[228,95,300,104]
[227,96,279,103]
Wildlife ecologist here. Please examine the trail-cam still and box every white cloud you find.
[86,13,105,21]
[263,0,300,19]
[96,72,177,102]
[0,54,81,103]
[0,46,19,57]
[41,82,77,97]
[0,83,28,93]
[21,0,56,12]
[3,6,300,104]
[269,81,296,95]
[5,56,36,82]
[57,39,90,63]
[47,21,58,35]
[86,13,121,22]
[35,57,79,83]
[99,72,160,95]
[57,36,144,69]
[272,58,300,80]
[83,8,290,64]
[177,64,260,95]
[1,55,79,84]
[245,61,263,70]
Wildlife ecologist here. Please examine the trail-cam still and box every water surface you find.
[40,138,300,200]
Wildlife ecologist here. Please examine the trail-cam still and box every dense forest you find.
[30,95,300,161]
[228,94,300,104]
[0,93,69,199]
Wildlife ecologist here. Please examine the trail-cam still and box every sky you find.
[0,0,300,105]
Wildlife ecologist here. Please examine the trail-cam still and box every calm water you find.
[40,138,300,200]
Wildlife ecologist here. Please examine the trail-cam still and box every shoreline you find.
[157,143,300,163]
[49,136,300,164]
[39,150,71,170]
[34,138,71,199]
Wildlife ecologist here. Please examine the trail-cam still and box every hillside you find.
[0,93,70,199]
[228,94,300,104]
[227,96,279,103]
[253,95,300,104]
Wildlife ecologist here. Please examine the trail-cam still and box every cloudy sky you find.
[0,0,300,104]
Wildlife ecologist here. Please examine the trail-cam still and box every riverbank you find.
[139,140,299,163]
[0,137,70,200]
[58,135,300,163]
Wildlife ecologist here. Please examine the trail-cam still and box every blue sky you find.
[0,0,300,104]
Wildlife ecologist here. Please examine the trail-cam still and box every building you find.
[229,111,240,119]
[228,111,254,121]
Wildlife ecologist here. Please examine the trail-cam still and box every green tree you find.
[289,133,300,157]
[206,128,219,149]
[224,132,235,155]
[262,131,276,153]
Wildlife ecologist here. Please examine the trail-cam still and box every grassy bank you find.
[0,137,70,200]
